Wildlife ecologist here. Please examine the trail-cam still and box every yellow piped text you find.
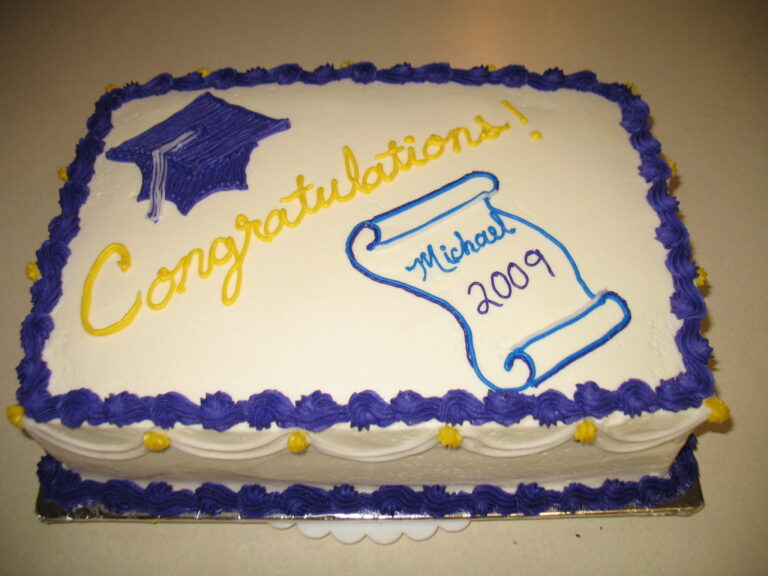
[82,243,143,336]
[502,100,528,125]
[82,102,536,335]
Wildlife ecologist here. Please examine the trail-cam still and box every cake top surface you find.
[17,63,713,431]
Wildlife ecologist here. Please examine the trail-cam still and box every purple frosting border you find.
[16,63,714,431]
[38,436,699,519]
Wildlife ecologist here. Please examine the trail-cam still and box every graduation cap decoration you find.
[106,92,290,222]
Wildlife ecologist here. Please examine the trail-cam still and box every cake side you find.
[25,408,707,491]
[36,435,701,519]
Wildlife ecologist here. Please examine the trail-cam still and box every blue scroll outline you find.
[345,171,631,392]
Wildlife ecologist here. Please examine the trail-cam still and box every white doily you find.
[271,518,470,544]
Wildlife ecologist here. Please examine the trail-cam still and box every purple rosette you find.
[58,388,105,427]
[243,390,297,430]
[484,390,536,425]
[617,379,660,416]
[348,390,396,430]
[105,392,150,426]
[294,391,348,432]
[200,392,243,431]
[390,390,440,425]
[438,390,488,425]
[149,392,201,429]
[532,389,583,426]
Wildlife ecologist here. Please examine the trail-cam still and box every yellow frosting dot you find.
[624,82,639,95]
[143,430,170,452]
[6,405,25,429]
[25,261,40,282]
[287,431,309,454]
[574,419,597,443]
[57,166,69,182]
[695,267,708,289]
[667,159,679,180]
[196,67,211,78]
[340,60,355,68]
[487,64,497,72]
[705,397,730,424]
[438,425,462,449]
[530,131,543,140]
[104,83,120,93]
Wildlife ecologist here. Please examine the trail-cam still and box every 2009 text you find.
[467,249,555,315]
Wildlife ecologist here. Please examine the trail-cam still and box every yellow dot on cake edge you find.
[695,267,708,289]
[287,431,309,454]
[6,405,25,429]
[438,425,462,449]
[25,261,40,282]
[705,397,730,424]
[143,430,171,452]
[574,419,597,444]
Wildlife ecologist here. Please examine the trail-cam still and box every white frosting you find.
[43,82,684,402]
[31,80,700,494]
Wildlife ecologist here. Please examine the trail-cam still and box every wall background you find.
[1,1,765,573]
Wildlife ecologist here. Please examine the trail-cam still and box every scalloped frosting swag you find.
[18,63,713,431]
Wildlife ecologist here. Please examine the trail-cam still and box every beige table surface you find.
[1,1,765,574]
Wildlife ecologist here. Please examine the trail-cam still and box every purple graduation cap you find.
[106,92,290,222]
